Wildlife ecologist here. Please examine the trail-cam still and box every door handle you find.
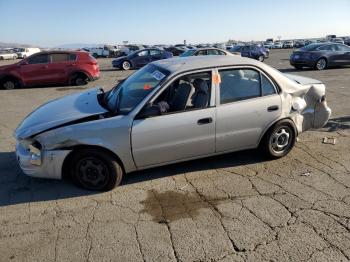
[267,105,279,112]
[197,117,213,125]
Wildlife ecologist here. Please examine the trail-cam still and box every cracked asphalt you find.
[1,50,350,262]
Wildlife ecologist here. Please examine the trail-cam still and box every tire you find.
[294,65,303,70]
[258,55,264,62]
[70,149,123,191]
[71,73,88,86]
[2,79,17,90]
[121,60,131,70]
[93,53,98,58]
[260,120,296,159]
[315,58,327,70]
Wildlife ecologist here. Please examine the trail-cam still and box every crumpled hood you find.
[14,88,107,140]
[284,73,322,85]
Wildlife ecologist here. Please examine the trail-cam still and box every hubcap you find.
[4,81,15,89]
[270,127,291,152]
[317,59,326,70]
[77,157,109,189]
[258,56,264,62]
[123,61,130,70]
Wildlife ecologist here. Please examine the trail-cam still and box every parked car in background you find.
[14,55,331,191]
[16,47,41,59]
[89,45,121,58]
[294,41,306,48]
[0,51,99,89]
[180,48,233,57]
[290,43,350,70]
[345,38,350,46]
[0,50,18,60]
[164,46,186,56]
[272,41,283,49]
[283,41,294,48]
[230,45,268,61]
[330,38,345,44]
[263,41,274,49]
[121,45,145,56]
[112,48,173,70]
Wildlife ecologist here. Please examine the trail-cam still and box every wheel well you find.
[0,75,21,87]
[61,145,125,180]
[69,71,90,84]
[258,118,297,146]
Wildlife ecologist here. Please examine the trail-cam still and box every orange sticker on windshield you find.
[144,84,152,90]
[213,73,221,84]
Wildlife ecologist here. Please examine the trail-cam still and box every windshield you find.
[105,64,169,114]
[180,49,196,57]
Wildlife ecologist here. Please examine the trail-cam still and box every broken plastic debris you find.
[322,137,336,145]
[301,172,311,177]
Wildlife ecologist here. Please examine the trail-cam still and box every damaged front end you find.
[14,87,109,179]
[283,74,331,133]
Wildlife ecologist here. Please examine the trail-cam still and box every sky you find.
[1,0,349,47]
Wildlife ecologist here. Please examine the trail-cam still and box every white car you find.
[16,47,41,59]
[0,50,18,60]
[272,42,283,49]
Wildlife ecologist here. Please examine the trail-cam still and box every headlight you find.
[29,141,42,166]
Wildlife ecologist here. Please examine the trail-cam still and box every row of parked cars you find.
[0,47,41,60]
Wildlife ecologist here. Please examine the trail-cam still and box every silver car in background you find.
[14,56,331,191]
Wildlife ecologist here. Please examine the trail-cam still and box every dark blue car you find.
[230,45,268,62]
[290,43,350,70]
[112,48,173,70]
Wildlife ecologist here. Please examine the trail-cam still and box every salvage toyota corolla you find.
[14,56,331,191]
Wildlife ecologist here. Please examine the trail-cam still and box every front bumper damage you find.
[16,141,71,179]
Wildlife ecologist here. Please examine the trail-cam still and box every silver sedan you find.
[14,56,331,191]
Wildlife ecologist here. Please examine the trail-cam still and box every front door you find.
[133,50,150,68]
[216,67,282,152]
[131,70,215,168]
[20,53,52,85]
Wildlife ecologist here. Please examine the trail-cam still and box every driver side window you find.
[149,71,212,115]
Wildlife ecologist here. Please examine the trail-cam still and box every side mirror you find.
[137,104,161,119]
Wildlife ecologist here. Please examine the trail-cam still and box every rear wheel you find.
[260,120,296,159]
[315,58,327,70]
[71,73,88,86]
[70,149,123,191]
[122,60,131,70]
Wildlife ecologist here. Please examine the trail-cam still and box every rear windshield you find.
[300,44,323,51]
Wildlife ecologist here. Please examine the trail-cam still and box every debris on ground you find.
[323,137,336,145]
[301,171,311,177]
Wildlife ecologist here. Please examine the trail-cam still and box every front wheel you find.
[258,55,264,62]
[2,79,17,90]
[70,149,123,191]
[121,60,131,70]
[315,58,327,70]
[260,121,296,159]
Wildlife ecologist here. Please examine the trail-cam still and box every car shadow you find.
[0,149,266,207]
[323,116,350,132]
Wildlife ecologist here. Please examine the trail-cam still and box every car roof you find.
[30,50,86,55]
[151,55,260,73]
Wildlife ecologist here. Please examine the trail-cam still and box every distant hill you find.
[54,43,101,49]
[0,42,37,48]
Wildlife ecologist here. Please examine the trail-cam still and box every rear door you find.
[240,46,251,58]
[20,54,51,85]
[216,67,282,152]
[149,49,163,62]
[47,53,74,84]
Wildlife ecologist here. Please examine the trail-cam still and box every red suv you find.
[0,51,100,89]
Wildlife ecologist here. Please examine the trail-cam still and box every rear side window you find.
[219,69,261,104]
[28,54,49,64]
[68,53,77,61]
[317,45,333,51]
[50,53,69,62]
[150,49,161,56]
[196,50,207,56]
[334,44,350,51]
[261,74,276,96]
[207,49,219,55]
